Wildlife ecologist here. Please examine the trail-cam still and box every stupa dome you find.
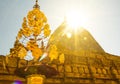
[49,21,104,55]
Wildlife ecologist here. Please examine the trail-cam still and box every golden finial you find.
[33,0,40,8]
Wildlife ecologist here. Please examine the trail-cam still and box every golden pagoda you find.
[0,0,120,84]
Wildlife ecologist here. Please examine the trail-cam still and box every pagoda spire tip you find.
[33,0,40,9]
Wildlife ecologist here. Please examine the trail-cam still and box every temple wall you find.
[0,52,120,84]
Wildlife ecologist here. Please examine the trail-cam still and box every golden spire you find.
[33,0,40,9]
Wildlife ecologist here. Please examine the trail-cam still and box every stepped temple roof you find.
[49,21,105,55]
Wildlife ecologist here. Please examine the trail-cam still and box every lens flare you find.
[39,52,48,61]
[12,80,22,84]
[66,32,72,38]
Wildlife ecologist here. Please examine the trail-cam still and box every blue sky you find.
[0,0,120,56]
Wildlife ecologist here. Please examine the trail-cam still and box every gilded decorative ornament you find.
[8,0,64,64]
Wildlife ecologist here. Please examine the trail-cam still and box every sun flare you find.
[66,32,72,38]
[66,10,88,29]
